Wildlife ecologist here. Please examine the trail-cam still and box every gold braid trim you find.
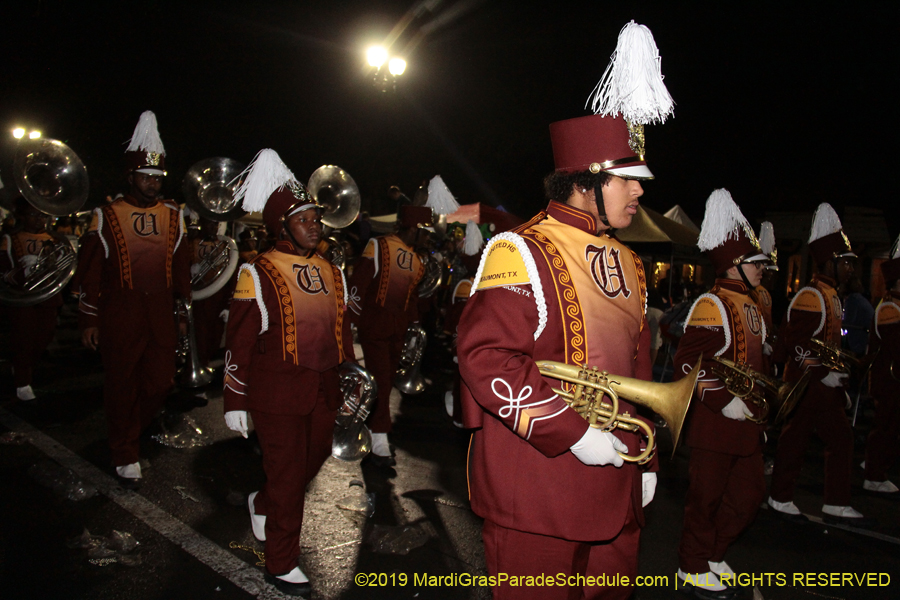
[523,228,586,367]
[103,206,132,289]
[375,238,392,306]
[331,263,346,362]
[257,256,298,365]
[713,286,747,363]
[164,208,178,288]
[630,250,648,357]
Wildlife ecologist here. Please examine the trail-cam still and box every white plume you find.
[698,189,748,251]
[585,21,675,125]
[425,175,460,215]
[462,220,484,256]
[125,110,166,155]
[230,149,300,214]
[809,203,842,243]
[758,222,776,255]
[890,234,900,260]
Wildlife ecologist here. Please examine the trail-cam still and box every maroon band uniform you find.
[864,290,900,484]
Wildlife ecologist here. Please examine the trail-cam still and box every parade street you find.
[1,303,898,600]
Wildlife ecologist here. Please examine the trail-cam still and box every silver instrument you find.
[191,235,239,301]
[0,139,88,307]
[307,165,360,230]
[416,253,443,298]
[176,297,214,388]
[182,157,246,222]
[333,362,378,461]
[395,325,427,395]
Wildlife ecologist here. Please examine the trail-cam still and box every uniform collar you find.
[274,238,312,257]
[545,201,598,235]
[714,278,750,295]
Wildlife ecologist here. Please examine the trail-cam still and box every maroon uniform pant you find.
[770,381,853,506]
[360,333,404,434]
[482,502,640,600]
[193,289,227,366]
[101,327,175,466]
[864,394,899,482]
[678,447,765,573]
[8,304,57,387]
[251,393,336,576]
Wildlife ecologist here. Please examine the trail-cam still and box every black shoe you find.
[822,514,877,529]
[115,475,141,491]
[264,573,311,597]
[771,510,809,524]
[365,453,396,468]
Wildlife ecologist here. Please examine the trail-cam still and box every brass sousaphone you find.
[0,138,88,307]
[307,165,360,270]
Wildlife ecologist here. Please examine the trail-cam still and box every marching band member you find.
[863,236,900,493]
[768,204,874,527]
[1,197,65,400]
[347,204,431,467]
[458,21,672,599]
[673,190,769,599]
[222,149,354,597]
[75,111,191,488]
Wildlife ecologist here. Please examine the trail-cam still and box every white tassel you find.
[425,175,460,215]
[231,149,300,214]
[809,203,842,243]
[125,110,166,154]
[585,21,674,125]
[758,222,776,255]
[890,234,900,260]
[462,220,483,256]
[698,189,747,252]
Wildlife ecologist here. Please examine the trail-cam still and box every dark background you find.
[1,0,896,233]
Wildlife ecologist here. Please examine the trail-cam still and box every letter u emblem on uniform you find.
[294,264,329,295]
[585,244,631,299]
[131,212,160,237]
[396,248,414,271]
[744,304,763,336]
[25,239,41,255]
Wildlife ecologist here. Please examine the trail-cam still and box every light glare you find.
[29,130,41,139]
[13,127,25,139]
[388,58,407,76]
[367,46,387,68]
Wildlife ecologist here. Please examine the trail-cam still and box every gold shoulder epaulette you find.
[687,295,724,327]
[474,237,531,291]
[790,288,823,313]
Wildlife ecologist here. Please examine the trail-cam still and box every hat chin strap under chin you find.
[736,263,753,289]
[592,181,610,228]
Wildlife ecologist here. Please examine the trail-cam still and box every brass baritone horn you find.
[535,357,701,464]
[711,357,812,425]
[333,362,378,461]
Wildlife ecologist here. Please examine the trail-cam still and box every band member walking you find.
[673,190,770,599]
[1,197,66,400]
[768,203,874,527]
[75,111,191,488]
[863,235,900,493]
[458,21,673,599]
[347,205,431,466]
[223,149,355,596]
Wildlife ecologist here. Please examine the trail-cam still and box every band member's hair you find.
[543,169,612,203]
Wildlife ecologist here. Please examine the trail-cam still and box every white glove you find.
[763,342,773,356]
[225,410,249,438]
[570,427,627,467]
[190,263,201,277]
[721,397,749,421]
[641,472,658,507]
[19,254,39,277]
[219,309,230,322]
[821,372,848,388]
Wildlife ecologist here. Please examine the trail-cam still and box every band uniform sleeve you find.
[75,229,103,331]
[223,268,262,412]
[784,288,828,377]
[346,238,379,321]
[458,285,589,458]
[673,295,735,413]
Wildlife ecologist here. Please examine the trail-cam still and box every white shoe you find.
[276,566,309,584]
[115,462,142,479]
[863,479,899,493]
[822,505,864,518]
[16,386,36,401]
[248,491,266,541]
[708,560,735,578]
[371,432,391,457]
[677,569,726,591]
[767,497,801,515]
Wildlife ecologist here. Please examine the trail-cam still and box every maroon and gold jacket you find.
[223,240,354,415]
[1,230,65,308]
[782,275,843,385]
[673,278,767,456]
[74,197,191,345]
[869,290,900,400]
[347,234,423,339]
[458,201,654,543]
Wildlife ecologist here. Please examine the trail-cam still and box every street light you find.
[388,57,407,76]
[13,127,25,139]
[29,130,41,139]
[367,45,388,68]
[367,46,406,92]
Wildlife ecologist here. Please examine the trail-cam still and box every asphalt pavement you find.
[0,303,897,599]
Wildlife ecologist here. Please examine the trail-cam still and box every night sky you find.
[2,1,897,236]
